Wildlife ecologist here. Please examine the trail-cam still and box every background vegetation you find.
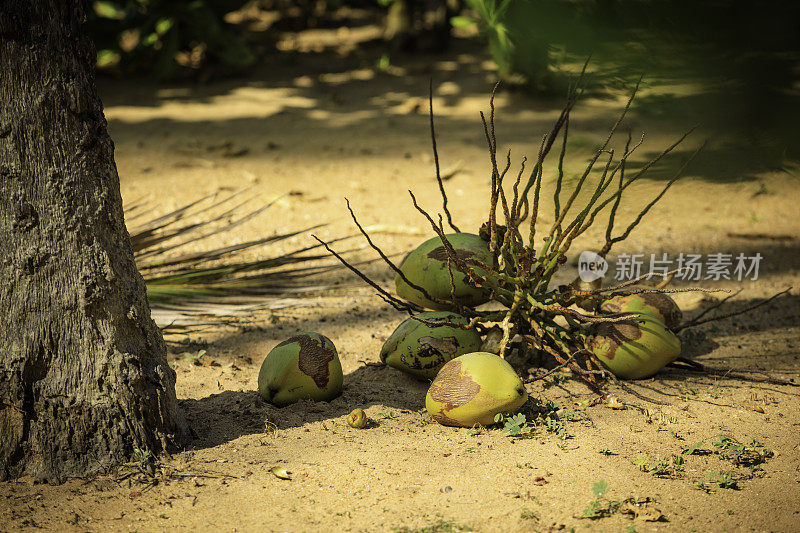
[89,0,800,149]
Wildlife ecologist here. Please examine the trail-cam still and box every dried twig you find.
[429,79,459,233]
[313,72,786,403]
[344,197,445,307]
[311,234,420,313]
[674,287,792,332]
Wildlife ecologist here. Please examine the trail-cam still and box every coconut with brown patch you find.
[257,332,343,406]
[587,314,681,379]
[425,352,528,427]
[380,311,482,380]
[395,233,494,310]
[600,286,683,329]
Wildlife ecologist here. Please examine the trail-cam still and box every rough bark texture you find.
[0,1,187,481]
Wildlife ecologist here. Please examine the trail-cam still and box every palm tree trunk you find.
[0,0,187,481]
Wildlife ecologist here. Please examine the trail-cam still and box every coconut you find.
[600,286,683,329]
[347,408,368,429]
[395,233,494,310]
[380,311,482,380]
[257,332,343,407]
[587,314,681,379]
[426,352,528,427]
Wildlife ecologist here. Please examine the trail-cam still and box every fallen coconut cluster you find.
[257,326,529,427]
[262,75,787,425]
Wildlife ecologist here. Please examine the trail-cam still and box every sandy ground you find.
[2,39,800,532]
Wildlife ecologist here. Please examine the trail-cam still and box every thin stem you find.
[409,191,485,290]
[547,78,641,242]
[481,107,500,249]
[528,134,547,247]
[674,287,792,333]
[552,112,570,240]
[523,349,585,383]
[599,141,705,256]
[311,235,420,313]
[508,156,527,245]
[518,60,591,222]
[429,78,460,232]
[605,131,631,245]
[344,197,447,307]
[497,149,514,233]
[676,288,743,327]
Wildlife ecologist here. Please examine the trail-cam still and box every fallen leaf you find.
[741,402,765,413]
[606,396,626,410]
[271,467,292,480]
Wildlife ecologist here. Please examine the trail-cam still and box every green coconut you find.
[587,314,681,380]
[380,311,483,380]
[425,352,528,427]
[395,233,493,310]
[600,286,683,329]
[257,332,343,407]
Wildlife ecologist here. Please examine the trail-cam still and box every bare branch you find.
[600,141,705,256]
[510,157,527,226]
[552,112,570,240]
[676,288,743,326]
[518,62,590,222]
[344,197,447,307]
[408,190,484,289]
[605,131,632,245]
[429,79,459,232]
[548,78,641,240]
[523,349,584,383]
[311,234,420,313]
[674,287,792,332]
[528,134,547,246]
[481,107,500,249]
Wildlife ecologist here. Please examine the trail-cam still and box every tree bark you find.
[0,1,187,481]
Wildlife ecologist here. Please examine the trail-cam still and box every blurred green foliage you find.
[456,0,555,92]
[458,1,800,96]
[455,0,800,163]
[88,0,255,79]
[459,1,513,76]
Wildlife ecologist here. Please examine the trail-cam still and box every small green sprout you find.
[494,413,532,436]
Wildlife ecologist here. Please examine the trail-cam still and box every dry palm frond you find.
[127,190,355,330]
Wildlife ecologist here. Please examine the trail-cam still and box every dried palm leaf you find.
[127,190,356,329]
